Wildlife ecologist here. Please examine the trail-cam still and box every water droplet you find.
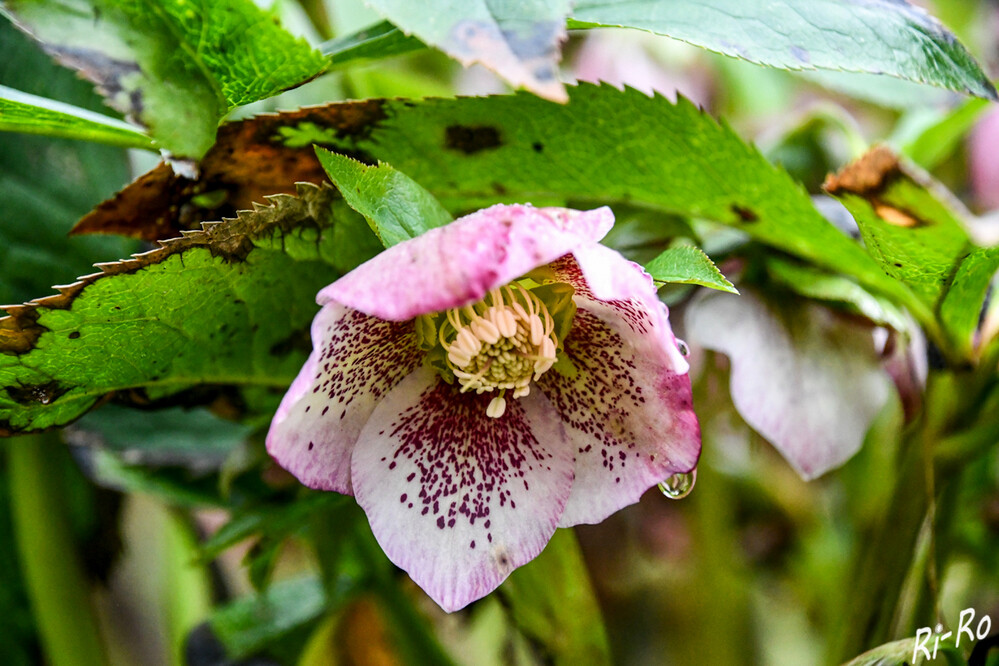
[675,338,690,357]
[658,468,697,499]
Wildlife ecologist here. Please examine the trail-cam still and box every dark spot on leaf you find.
[444,125,502,154]
[492,182,507,195]
[789,45,810,64]
[532,142,544,153]
[731,204,759,222]
[894,262,903,268]
[6,381,68,406]
[69,331,81,339]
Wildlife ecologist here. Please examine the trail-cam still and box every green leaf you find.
[8,435,112,666]
[499,530,610,665]
[322,19,425,67]
[0,19,138,310]
[209,576,329,660]
[766,257,908,331]
[1,0,327,159]
[568,0,996,100]
[825,146,975,352]
[363,0,570,100]
[339,86,906,305]
[199,493,345,562]
[939,246,999,359]
[894,97,990,170]
[645,245,737,293]
[316,148,452,247]
[0,183,381,435]
[0,85,155,150]
[83,86,913,310]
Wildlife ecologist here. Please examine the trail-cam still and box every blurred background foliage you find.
[4,0,999,665]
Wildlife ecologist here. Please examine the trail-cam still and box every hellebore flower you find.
[266,204,700,611]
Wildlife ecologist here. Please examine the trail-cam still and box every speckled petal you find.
[266,302,422,494]
[539,256,700,527]
[320,204,614,321]
[569,242,689,373]
[351,367,574,612]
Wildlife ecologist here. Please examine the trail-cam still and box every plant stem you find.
[829,369,997,663]
[7,434,110,666]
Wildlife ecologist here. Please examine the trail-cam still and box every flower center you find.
[439,284,559,419]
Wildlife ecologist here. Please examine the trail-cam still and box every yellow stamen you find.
[439,285,560,418]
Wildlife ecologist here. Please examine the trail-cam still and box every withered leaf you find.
[73,101,387,241]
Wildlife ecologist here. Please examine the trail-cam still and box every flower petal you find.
[539,256,701,527]
[351,367,574,612]
[685,289,893,480]
[266,303,421,494]
[568,243,688,373]
[320,204,614,321]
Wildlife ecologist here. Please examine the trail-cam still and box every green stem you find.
[830,369,997,663]
[164,509,213,666]
[8,434,110,666]
[829,416,930,663]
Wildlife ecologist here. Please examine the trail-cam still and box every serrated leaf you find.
[365,0,569,101]
[0,20,138,309]
[1,0,327,159]
[499,530,610,665]
[645,245,737,293]
[568,0,996,100]
[316,148,452,247]
[825,146,980,354]
[0,85,155,150]
[81,85,910,312]
[0,183,382,435]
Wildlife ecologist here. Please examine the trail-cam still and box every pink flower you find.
[266,204,700,611]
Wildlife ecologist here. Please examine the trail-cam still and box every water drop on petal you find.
[658,468,697,499]
[675,338,690,357]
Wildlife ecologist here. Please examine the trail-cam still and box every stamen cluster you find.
[440,284,559,418]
